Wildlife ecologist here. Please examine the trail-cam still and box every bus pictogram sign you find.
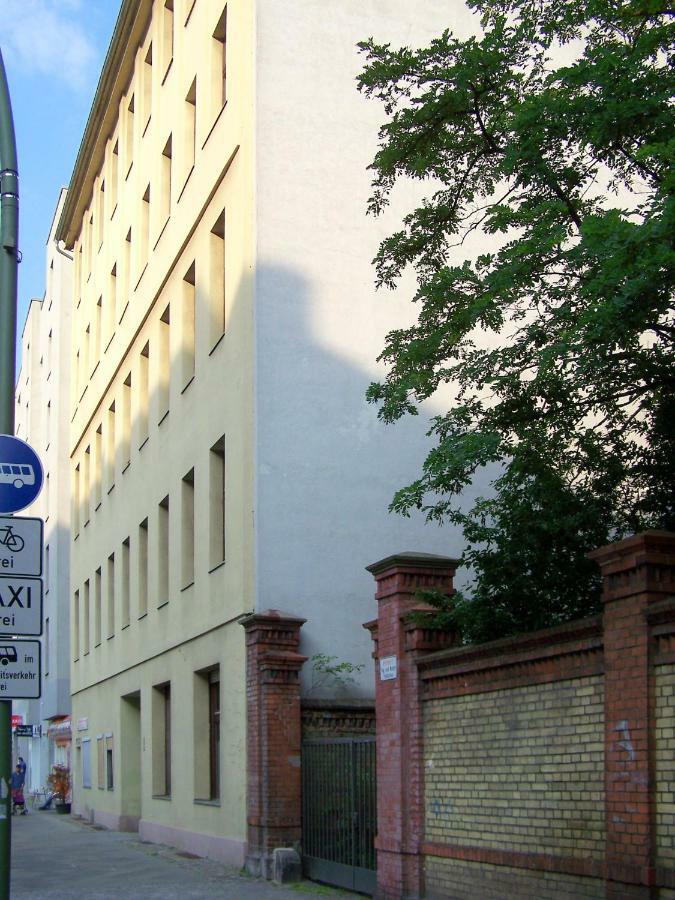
[0,435,43,514]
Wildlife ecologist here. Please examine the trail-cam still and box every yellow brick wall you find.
[655,663,675,867]
[425,857,604,899]
[424,676,605,858]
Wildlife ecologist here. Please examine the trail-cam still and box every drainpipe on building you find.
[0,46,19,900]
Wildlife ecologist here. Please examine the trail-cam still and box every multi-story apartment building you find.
[56,0,469,868]
[14,189,73,788]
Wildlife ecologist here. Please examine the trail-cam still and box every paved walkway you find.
[9,808,351,899]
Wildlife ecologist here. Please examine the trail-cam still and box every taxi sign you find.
[0,435,43,514]
[0,576,43,636]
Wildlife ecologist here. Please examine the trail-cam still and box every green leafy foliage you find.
[358,0,675,643]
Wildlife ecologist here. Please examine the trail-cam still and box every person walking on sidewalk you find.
[11,764,27,815]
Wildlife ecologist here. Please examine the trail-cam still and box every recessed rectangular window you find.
[162,0,174,78]
[160,135,172,226]
[83,578,90,655]
[143,43,153,132]
[106,736,114,790]
[45,617,50,675]
[139,342,149,447]
[158,305,170,422]
[139,185,150,274]
[158,494,169,606]
[73,464,80,535]
[122,373,131,468]
[194,667,220,800]
[121,230,131,320]
[209,436,225,568]
[184,79,196,179]
[84,324,91,381]
[73,589,80,660]
[212,6,227,112]
[110,140,119,217]
[152,682,171,796]
[181,263,195,388]
[94,424,103,508]
[107,552,115,638]
[83,446,91,526]
[181,468,194,588]
[94,567,102,646]
[97,180,105,249]
[82,739,92,789]
[209,211,225,345]
[125,94,135,176]
[95,296,102,362]
[122,537,130,627]
[107,401,116,491]
[97,736,105,789]
[138,517,149,618]
[108,264,118,340]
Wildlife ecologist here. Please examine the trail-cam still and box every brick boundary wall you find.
[366,533,675,899]
[241,610,307,879]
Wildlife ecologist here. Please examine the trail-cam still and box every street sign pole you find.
[0,46,19,900]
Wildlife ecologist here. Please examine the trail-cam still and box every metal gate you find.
[301,737,376,895]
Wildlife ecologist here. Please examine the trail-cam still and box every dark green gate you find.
[301,737,376,895]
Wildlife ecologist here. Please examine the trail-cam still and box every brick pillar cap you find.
[366,551,460,578]
[240,609,307,629]
[588,530,675,570]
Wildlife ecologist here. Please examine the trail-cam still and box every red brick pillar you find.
[365,552,459,900]
[589,532,675,898]
[241,609,307,879]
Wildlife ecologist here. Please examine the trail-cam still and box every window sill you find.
[157,600,169,610]
[107,483,115,495]
[209,332,225,356]
[177,166,194,204]
[193,798,220,808]
[107,634,114,641]
[121,623,130,631]
[153,217,169,251]
[135,263,148,292]
[158,409,169,427]
[161,59,173,86]
[153,794,172,801]
[202,102,227,151]
[138,612,148,621]
[122,461,131,474]
[181,375,195,395]
[118,301,129,324]
[208,560,225,575]
[180,581,194,593]
[139,436,149,452]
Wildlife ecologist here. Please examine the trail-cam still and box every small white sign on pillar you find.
[379,655,397,681]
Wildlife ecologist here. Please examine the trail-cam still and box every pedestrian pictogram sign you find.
[0,640,41,699]
[0,516,43,577]
[0,435,43,514]
[0,576,42,636]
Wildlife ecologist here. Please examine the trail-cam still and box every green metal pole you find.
[0,46,19,900]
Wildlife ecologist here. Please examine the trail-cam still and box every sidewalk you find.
[9,808,351,899]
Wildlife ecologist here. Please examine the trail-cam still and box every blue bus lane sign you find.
[0,435,44,515]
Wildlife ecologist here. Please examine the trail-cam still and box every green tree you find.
[358,0,675,643]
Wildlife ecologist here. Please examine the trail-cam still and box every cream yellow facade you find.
[58,0,476,866]
[59,0,254,861]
